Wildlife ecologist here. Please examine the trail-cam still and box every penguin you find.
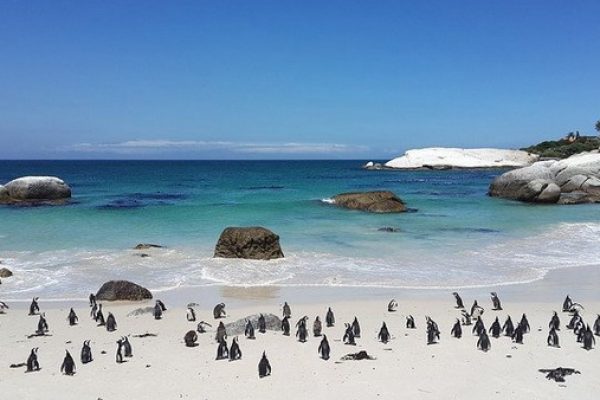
[461,310,472,326]
[567,311,582,330]
[216,321,227,342]
[470,300,484,318]
[96,304,105,326]
[26,348,40,372]
[213,303,226,319]
[452,292,464,309]
[489,317,502,338]
[229,337,242,361]
[576,322,587,343]
[490,292,502,311]
[451,319,462,338]
[281,316,291,336]
[245,320,256,339]
[520,313,530,334]
[116,339,124,363]
[343,323,356,345]
[296,316,308,343]
[186,307,196,322]
[156,299,167,311]
[472,317,485,336]
[477,332,491,352]
[118,336,131,357]
[60,350,76,375]
[90,302,98,320]
[36,313,49,335]
[68,308,78,326]
[81,340,93,364]
[378,322,390,343]
[562,295,572,312]
[549,311,560,331]
[388,299,398,312]
[216,338,229,360]
[106,312,117,332]
[29,297,40,316]
[512,323,524,344]
[258,314,267,333]
[318,335,331,360]
[426,317,440,345]
[258,352,271,378]
[583,325,596,350]
[282,302,292,318]
[184,330,198,347]
[547,328,560,348]
[325,307,335,327]
[352,317,361,338]
[594,315,600,336]
[196,321,212,334]
[406,315,416,329]
[313,316,323,337]
[503,316,515,337]
[153,301,163,320]
[89,293,96,307]
[0,301,9,312]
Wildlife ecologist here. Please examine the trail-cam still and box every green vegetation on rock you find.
[522,135,600,159]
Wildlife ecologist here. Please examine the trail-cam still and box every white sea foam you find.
[2,222,600,299]
[320,198,335,204]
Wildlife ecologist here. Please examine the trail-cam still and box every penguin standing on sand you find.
[472,317,485,336]
[184,330,198,347]
[461,310,472,326]
[490,292,502,311]
[549,312,560,331]
[452,292,464,309]
[477,332,491,352]
[378,322,390,343]
[245,320,256,339]
[258,314,266,333]
[313,316,323,337]
[81,340,93,363]
[213,303,226,319]
[186,307,196,322]
[503,316,515,337]
[470,300,484,318]
[388,299,398,312]
[26,348,40,372]
[154,301,163,320]
[326,307,335,327]
[116,339,124,363]
[215,338,229,360]
[489,317,502,338]
[122,336,133,357]
[318,335,330,360]
[520,314,530,333]
[426,317,440,345]
[451,319,462,338]
[36,313,49,335]
[512,323,524,344]
[562,295,573,312]
[29,297,40,316]
[89,293,96,307]
[229,337,242,361]
[283,302,292,318]
[258,352,271,378]
[547,328,560,348]
[68,308,78,326]
[593,315,600,336]
[60,350,76,375]
[406,315,416,329]
[90,302,98,320]
[216,321,227,342]
[106,312,117,332]
[296,316,309,343]
[281,316,291,336]
[96,304,105,326]
[352,317,361,338]
[343,323,356,345]
[583,325,596,350]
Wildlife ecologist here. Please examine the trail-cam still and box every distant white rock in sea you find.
[383,148,539,169]
[0,176,71,205]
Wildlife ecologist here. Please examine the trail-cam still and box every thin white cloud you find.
[64,140,369,155]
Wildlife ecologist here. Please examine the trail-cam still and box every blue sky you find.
[1,0,599,159]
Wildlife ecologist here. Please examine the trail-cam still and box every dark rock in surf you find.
[214,227,284,260]
[330,191,407,213]
[0,268,13,278]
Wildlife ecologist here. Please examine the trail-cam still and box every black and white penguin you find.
[60,350,76,375]
[378,322,390,343]
[318,335,330,360]
[258,352,271,378]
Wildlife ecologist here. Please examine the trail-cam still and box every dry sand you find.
[1,289,599,400]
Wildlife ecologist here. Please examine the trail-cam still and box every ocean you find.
[1,160,599,299]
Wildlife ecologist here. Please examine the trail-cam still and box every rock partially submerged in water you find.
[214,227,284,260]
[224,313,282,335]
[134,243,164,250]
[489,152,600,204]
[385,148,538,169]
[0,268,13,278]
[330,191,407,213]
[0,176,71,205]
[96,280,153,301]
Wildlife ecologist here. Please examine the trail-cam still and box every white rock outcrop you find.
[384,148,539,169]
[1,176,71,204]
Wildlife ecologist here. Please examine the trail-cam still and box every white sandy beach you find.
[1,270,599,400]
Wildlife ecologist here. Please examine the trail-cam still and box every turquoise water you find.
[1,160,599,299]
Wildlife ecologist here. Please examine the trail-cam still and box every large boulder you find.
[330,191,407,213]
[1,176,71,205]
[489,152,600,204]
[214,227,284,260]
[225,313,282,334]
[384,148,538,169]
[0,268,13,278]
[96,280,153,301]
